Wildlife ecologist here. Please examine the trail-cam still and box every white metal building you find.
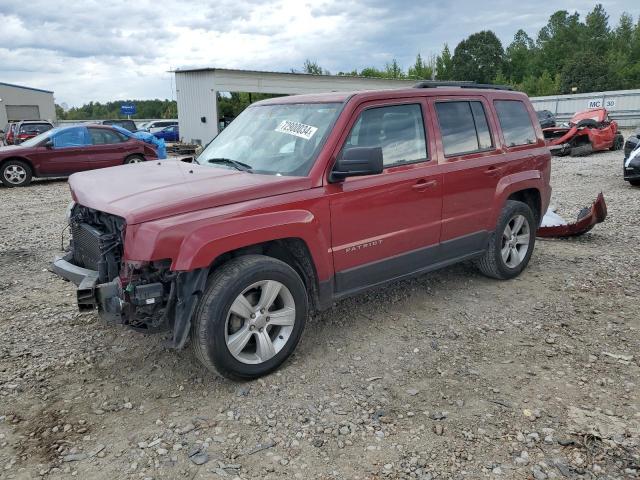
[0,82,56,128]
[531,89,640,127]
[174,68,418,145]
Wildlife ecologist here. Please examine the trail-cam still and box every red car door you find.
[37,126,93,176]
[326,99,443,294]
[86,127,132,169]
[430,97,506,240]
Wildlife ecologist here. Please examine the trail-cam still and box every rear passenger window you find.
[435,101,493,156]
[494,100,537,147]
[343,104,428,167]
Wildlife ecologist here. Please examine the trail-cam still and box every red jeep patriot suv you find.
[53,83,551,380]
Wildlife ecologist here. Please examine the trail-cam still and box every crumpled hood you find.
[69,160,311,224]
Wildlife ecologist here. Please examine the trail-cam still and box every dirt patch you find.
[0,153,639,479]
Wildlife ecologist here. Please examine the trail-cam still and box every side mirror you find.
[44,140,54,149]
[329,147,383,183]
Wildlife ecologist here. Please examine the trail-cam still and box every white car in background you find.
[140,120,178,133]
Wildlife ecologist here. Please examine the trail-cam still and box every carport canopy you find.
[174,67,419,145]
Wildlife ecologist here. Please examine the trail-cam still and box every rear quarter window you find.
[494,100,537,147]
[435,100,494,156]
[19,123,51,134]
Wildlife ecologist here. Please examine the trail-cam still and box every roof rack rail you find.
[413,81,514,91]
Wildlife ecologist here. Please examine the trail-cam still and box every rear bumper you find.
[51,252,123,321]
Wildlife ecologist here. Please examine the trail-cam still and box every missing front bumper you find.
[51,252,123,322]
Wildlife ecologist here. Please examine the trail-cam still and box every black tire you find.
[611,134,624,151]
[629,179,640,187]
[191,255,308,380]
[476,200,536,280]
[1,159,33,187]
[124,155,144,164]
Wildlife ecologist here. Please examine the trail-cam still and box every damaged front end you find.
[537,193,607,238]
[51,204,207,349]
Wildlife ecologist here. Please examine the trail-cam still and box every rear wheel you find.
[476,200,536,280]
[124,155,144,164]
[1,160,32,187]
[191,255,308,380]
[611,134,624,151]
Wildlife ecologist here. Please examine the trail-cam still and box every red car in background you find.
[3,123,18,145]
[14,120,54,144]
[0,124,158,187]
[543,108,624,156]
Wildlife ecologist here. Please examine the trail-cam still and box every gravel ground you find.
[0,149,639,480]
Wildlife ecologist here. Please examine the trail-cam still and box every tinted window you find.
[470,102,492,150]
[495,100,537,147]
[89,128,126,145]
[53,127,89,148]
[19,123,51,134]
[343,104,427,167]
[436,101,493,156]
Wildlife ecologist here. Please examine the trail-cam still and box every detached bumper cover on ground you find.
[537,193,607,238]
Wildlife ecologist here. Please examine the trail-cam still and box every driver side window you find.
[53,127,89,149]
[342,104,428,167]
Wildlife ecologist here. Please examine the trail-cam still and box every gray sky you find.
[0,0,635,106]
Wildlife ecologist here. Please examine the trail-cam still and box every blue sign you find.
[120,104,136,115]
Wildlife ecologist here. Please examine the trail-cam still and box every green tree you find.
[55,104,66,120]
[560,52,611,93]
[535,10,582,75]
[407,53,434,79]
[359,66,385,78]
[384,59,405,79]
[303,59,329,75]
[435,44,454,80]
[451,31,504,83]
[505,29,535,83]
[583,3,610,55]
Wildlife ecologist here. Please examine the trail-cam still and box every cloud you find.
[0,0,635,106]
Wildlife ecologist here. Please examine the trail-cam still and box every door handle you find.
[412,179,438,191]
[484,165,505,176]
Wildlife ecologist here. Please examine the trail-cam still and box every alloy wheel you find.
[224,280,296,364]
[501,214,530,268]
[3,165,27,185]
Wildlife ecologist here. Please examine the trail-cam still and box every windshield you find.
[20,127,64,147]
[196,102,342,176]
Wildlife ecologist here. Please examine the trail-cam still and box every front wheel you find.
[191,255,308,380]
[476,200,536,280]
[1,160,33,187]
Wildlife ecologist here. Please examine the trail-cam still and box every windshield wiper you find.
[205,157,253,172]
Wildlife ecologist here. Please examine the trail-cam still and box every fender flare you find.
[490,171,543,226]
[0,156,36,176]
[172,209,332,280]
